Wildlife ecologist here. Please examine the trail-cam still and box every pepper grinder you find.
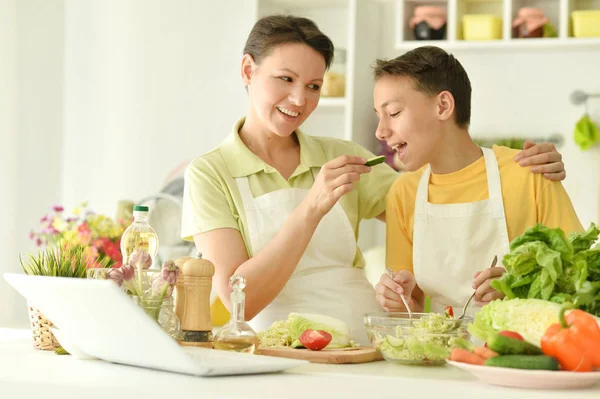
[173,256,192,322]
[178,253,215,348]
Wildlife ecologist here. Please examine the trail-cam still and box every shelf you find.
[318,97,348,108]
[260,0,348,7]
[395,36,600,50]
[396,0,600,49]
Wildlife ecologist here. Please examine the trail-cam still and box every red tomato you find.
[299,329,332,351]
[445,306,454,317]
[485,330,525,347]
[498,330,524,341]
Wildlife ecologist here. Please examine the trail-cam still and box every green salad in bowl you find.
[364,312,473,365]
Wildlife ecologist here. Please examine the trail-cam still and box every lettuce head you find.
[468,298,563,345]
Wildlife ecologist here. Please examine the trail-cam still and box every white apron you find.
[413,147,510,317]
[235,170,383,345]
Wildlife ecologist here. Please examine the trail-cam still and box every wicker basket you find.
[27,303,60,351]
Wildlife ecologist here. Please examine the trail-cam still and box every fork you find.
[457,255,498,320]
[385,268,413,319]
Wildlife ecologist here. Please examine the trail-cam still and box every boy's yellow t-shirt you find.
[386,145,584,273]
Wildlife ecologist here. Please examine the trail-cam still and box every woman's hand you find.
[305,155,371,218]
[514,141,565,181]
[472,267,506,307]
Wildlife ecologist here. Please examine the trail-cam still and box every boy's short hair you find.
[373,46,472,128]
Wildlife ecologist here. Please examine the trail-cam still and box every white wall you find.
[2,0,256,327]
[61,0,256,217]
[0,0,19,326]
[0,0,66,327]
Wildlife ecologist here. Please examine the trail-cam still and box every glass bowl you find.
[364,312,472,366]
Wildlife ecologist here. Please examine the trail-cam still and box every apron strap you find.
[481,147,506,220]
[235,176,254,209]
[234,176,258,257]
[414,165,431,221]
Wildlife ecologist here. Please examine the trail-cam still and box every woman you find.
[181,15,566,344]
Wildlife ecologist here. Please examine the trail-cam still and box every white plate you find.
[447,360,600,390]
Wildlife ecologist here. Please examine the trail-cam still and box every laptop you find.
[3,273,308,376]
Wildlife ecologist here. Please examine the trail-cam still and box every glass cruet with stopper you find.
[213,275,259,354]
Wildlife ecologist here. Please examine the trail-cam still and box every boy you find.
[373,46,583,315]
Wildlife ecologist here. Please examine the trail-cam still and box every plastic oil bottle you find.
[214,275,259,354]
[120,205,159,266]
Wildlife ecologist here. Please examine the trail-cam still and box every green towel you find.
[574,115,600,151]
[543,23,558,38]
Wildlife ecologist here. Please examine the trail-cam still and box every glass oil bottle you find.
[120,205,159,266]
[213,275,259,354]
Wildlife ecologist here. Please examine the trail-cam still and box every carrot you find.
[449,348,486,365]
[474,346,498,360]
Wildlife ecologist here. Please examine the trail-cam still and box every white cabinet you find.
[395,0,600,50]
[253,0,383,154]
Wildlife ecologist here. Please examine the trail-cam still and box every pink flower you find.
[152,275,174,298]
[40,215,49,223]
[78,223,91,243]
[103,240,122,262]
[121,262,134,281]
[161,260,179,285]
[35,238,42,247]
[29,231,34,240]
[129,249,152,270]
[53,205,64,212]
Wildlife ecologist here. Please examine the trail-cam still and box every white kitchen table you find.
[0,328,598,399]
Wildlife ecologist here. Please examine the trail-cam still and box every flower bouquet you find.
[30,202,131,269]
[102,249,181,338]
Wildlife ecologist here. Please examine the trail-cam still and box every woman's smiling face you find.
[243,42,326,137]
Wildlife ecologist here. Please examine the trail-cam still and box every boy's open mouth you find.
[392,142,407,160]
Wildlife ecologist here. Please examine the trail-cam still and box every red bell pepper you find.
[541,303,595,372]
[565,309,600,367]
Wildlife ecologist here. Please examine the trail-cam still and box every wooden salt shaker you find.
[173,256,192,322]
[179,253,215,348]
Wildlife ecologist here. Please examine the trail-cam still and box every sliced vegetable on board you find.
[299,329,332,351]
[258,313,353,349]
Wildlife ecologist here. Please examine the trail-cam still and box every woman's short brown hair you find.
[373,46,472,128]
[243,15,335,69]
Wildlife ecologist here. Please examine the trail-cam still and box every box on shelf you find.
[462,14,502,41]
[409,6,447,41]
[571,10,600,38]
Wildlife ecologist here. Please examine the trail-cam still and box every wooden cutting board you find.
[256,347,382,364]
